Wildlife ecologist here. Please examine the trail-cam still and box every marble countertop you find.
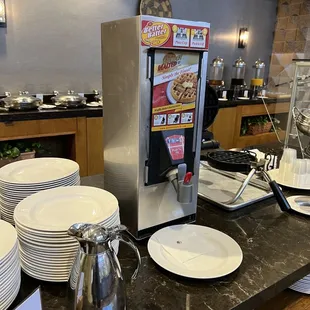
[8,174,310,310]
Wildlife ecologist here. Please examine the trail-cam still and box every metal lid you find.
[233,57,246,68]
[52,90,86,103]
[3,91,41,104]
[210,56,224,68]
[253,59,265,69]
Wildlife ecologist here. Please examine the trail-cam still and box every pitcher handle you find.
[115,233,141,281]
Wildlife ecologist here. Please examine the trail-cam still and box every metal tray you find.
[198,164,273,211]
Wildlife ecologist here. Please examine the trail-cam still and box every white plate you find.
[268,169,310,190]
[14,186,118,231]
[166,80,195,105]
[218,98,228,101]
[166,80,178,104]
[40,104,57,109]
[0,220,18,260]
[238,97,249,100]
[287,196,310,216]
[0,278,20,309]
[148,224,243,279]
[0,173,80,189]
[21,265,68,282]
[14,211,119,236]
[0,158,79,184]
[87,102,100,107]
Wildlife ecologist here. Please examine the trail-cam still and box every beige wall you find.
[0,0,277,94]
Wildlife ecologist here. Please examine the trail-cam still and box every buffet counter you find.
[0,107,103,177]
[8,175,310,310]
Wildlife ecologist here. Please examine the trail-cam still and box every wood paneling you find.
[87,117,104,176]
[235,131,286,149]
[0,120,40,140]
[39,118,76,135]
[211,107,237,149]
[74,118,88,177]
[0,118,76,141]
[0,117,104,176]
[258,289,310,310]
[241,102,290,117]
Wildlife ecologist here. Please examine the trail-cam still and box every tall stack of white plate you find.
[0,158,80,224]
[0,220,21,310]
[290,275,310,294]
[14,186,120,282]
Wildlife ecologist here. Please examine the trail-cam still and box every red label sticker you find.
[165,135,185,161]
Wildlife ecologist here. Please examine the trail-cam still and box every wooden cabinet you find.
[209,107,237,149]
[210,102,290,149]
[233,102,289,148]
[0,117,104,177]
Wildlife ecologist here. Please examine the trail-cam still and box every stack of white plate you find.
[0,220,21,309]
[14,186,120,282]
[0,158,80,224]
[290,274,310,294]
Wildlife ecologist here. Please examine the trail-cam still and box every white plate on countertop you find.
[218,98,228,101]
[148,224,243,279]
[287,196,310,216]
[238,97,250,100]
[268,169,310,190]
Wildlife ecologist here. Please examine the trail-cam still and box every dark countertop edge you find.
[235,264,310,310]
[0,108,103,122]
[219,98,290,109]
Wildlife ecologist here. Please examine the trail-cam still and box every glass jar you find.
[231,57,246,87]
[251,59,265,87]
[209,56,224,87]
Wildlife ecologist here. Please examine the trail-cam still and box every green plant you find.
[0,143,20,159]
[240,115,271,136]
[0,141,44,160]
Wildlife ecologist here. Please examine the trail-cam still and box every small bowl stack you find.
[0,220,21,309]
[0,158,80,224]
[14,186,120,282]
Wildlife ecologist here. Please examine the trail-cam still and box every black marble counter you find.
[0,107,103,123]
[8,174,310,310]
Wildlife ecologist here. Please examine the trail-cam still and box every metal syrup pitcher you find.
[67,223,141,310]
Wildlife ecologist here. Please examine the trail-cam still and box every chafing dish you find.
[1,91,42,111]
[52,90,86,108]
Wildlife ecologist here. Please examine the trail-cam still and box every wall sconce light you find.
[238,28,249,48]
[0,0,6,28]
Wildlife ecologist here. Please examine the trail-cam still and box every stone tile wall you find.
[269,0,309,87]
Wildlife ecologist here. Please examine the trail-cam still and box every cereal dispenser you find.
[251,59,265,99]
[209,56,225,89]
[230,57,246,99]
[102,16,210,239]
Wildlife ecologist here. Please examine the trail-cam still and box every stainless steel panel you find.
[102,16,141,235]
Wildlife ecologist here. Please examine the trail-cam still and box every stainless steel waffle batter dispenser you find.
[101,16,210,239]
